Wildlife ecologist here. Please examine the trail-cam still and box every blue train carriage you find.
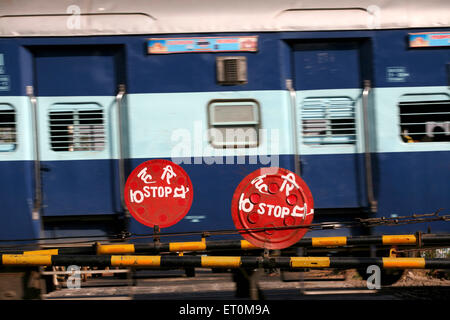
[0,0,449,296]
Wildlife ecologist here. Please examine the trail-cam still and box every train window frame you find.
[207,99,260,148]
[398,94,450,144]
[0,103,17,152]
[48,103,106,152]
[301,96,357,146]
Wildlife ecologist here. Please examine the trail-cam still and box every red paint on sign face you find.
[268,183,279,194]
[231,167,314,250]
[124,159,193,229]
[250,193,261,204]
[286,194,297,206]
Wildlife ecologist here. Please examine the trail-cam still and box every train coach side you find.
[0,0,448,245]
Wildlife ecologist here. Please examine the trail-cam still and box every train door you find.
[292,39,375,211]
[30,45,126,217]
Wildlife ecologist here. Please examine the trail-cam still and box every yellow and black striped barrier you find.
[2,233,450,256]
[97,234,440,253]
[1,254,449,269]
[96,239,259,255]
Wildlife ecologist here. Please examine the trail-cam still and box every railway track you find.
[42,269,450,300]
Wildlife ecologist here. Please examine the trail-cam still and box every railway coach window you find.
[301,97,357,145]
[48,105,105,152]
[399,95,450,143]
[0,104,17,152]
[208,100,259,148]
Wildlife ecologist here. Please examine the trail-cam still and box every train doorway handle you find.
[286,79,301,176]
[362,80,378,213]
[116,84,129,216]
[26,86,42,220]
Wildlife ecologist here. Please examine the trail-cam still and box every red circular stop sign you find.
[231,167,314,249]
[124,159,193,228]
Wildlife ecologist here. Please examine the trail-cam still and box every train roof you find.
[0,0,449,37]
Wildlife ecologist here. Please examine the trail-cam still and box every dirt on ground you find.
[342,269,450,287]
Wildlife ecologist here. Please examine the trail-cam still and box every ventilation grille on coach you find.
[301,97,356,145]
[216,56,247,85]
[49,106,105,152]
[0,104,16,152]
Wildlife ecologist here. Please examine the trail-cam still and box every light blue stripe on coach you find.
[0,96,33,161]
[27,91,294,161]
[295,88,365,155]
[372,86,450,153]
[1,87,449,162]
[126,90,293,160]
[36,96,117,161]
[297,86,450,155]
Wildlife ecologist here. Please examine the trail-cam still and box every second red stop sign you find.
[231,167,314,249]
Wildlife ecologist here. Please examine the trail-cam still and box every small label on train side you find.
[147,36,258,54]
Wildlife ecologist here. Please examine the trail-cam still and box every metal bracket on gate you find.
[153,225,161,247]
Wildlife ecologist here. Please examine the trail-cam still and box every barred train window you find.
[399,95,450,143]
[208,100,259,148]
[301,97,356,145]
[49,105,105,151]
[0,104,17,152]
